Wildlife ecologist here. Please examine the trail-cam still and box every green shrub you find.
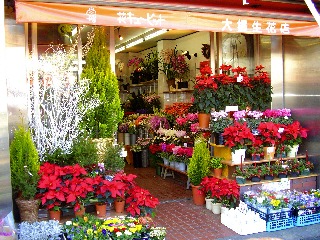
[103,143,126,174]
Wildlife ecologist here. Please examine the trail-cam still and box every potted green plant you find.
[80,26,124,139]
[210,111,233,145]
[187,136,210,205]
[10,124,40,223]
[232,166,249,184]
[208,157,224,178]
[103,143,126,174]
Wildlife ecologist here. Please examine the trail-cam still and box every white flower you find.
[65,221,72,226]
[116,232,122,237]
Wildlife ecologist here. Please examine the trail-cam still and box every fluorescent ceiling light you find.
[115,46,126,53]
[144,29,168,40]
[125,38,144,48]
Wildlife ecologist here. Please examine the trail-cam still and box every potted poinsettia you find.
[256,121,281,160]
[281,121,308,157]
[192,63,218,127]
[222,122,255,164]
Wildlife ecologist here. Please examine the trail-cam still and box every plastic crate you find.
[294,213,320,226]
[248,205,293,221]
[292,206,320,217]
[266,218,295,232]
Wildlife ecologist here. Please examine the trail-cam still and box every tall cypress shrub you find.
[81,26,123,138]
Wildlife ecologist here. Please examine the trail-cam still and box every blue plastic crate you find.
[266,218,295,232]
[248,205,293,221]
[293,206,320,217]
[294,213,320,226]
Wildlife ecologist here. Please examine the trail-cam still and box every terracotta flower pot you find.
[198,113,211,129]
[114,200,126,213]
[213,168,223,178]
[74,206,86,217]
[48,210,61,222]
[95,203,107,217]
[16,198,40,223]
[191,185,205,205]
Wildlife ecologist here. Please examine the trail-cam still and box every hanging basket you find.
[16,198,40,223]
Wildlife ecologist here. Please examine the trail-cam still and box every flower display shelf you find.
[293,206,320,226]
[247,204,294,232]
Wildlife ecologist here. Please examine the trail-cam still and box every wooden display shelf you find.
[221,154,307,167]
[238,173,318,186]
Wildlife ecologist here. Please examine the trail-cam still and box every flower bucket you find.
[163,158,169,165]
[124,133,130,145]
[231,149,246,164]
[301,168,310,176]
[251,176,261,182]
[141,149,148,168]
[263,147,276,160]
[117,132,124,144]
[211,202,222,214]
[264,174,274,181]
[130,134,137,145]
[287,144,299,157]
[176,162,186,171]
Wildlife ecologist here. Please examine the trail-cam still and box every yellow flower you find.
[73,223,78,227]
[87,229,93,235]
[136,224,142,231]
[129,227,137,233]
[271,199,280,207]
[107,226,115,232]
[84,216,88,222]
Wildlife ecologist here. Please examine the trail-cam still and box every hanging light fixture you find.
[118,27,123,41]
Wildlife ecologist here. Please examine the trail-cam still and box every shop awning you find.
[15,1,320,37]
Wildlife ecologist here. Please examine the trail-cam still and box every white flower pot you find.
[287,144,299,157]
[205,198,213,210]
[211,202,222,214]
[163,158,169,165]
[231,149,246,164]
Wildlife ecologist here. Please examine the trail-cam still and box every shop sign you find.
[222,18,290,35]
[117,12,166,27]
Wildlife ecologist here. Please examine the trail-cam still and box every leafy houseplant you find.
[103,143,126,174]
[80,26,124,138]
[10,124,40,222]
[210,111,233,133]
[209,157,224,169]
[187,136,210,186]
[10,125,40,200]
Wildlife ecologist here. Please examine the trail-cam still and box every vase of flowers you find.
[222,122,255,163]
[160,47,190,90]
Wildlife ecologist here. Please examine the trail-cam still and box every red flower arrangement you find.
[111,172,137,201]
[222,122,255,152]
[256,121,281,147]
[126,186,159,217]
[200,177,240,208]
[170,146,193,164]
[37,163,91,211]
[280,121,308,147]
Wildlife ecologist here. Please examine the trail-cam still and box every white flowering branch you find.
[28,45,99,160]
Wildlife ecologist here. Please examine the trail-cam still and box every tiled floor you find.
[124,164,237,240]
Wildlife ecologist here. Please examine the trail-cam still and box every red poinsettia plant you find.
[111,172,137,202]
[280,121,308,147]
[200,176,240,209]
[126,186,159,217]
[222,122,255,152]
[37,163,91,211]
[256,121,281,147]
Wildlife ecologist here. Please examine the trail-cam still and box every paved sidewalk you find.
[125,165,320,240]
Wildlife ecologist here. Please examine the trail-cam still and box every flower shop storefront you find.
[2,0,320,235]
